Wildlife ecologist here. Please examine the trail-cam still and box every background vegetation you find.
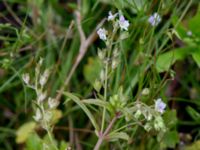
[0,0,200,149]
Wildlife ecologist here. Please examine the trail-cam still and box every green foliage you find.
[162,131,179,148]
[63,91,99,131]
[83,57,102,85]
[16,122,36,144]
[1,0,200,149]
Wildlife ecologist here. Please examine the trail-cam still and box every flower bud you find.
[93,80,102,92]
[144,123,152,132]
[48,97,59,109]
[22,73,30,85]
[33,109,42,122]
[141,88,150,96]
[134,110,142,119]
[38,91,47,102]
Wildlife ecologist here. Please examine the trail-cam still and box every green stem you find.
[100,26,118,133]
[47,129,59,150]
[101,61,108,133]
[94,115,118,150]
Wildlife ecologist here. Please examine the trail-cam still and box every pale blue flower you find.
[155,98,166,114]
[119,15,129,31]
[148,13,161,26]
[187,30,192,36]
[97,28,107,40]
[108,11,118,21]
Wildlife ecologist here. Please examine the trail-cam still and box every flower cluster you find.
[132,98,167,132]
[97,11,130,41]
[94,11,130,93]
[22,58,59,130]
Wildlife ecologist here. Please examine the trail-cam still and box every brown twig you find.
[93,115,118,150]
[55,10,106,102]
[54,126,93,133]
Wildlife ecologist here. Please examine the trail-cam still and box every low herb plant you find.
[1,0,198,149]
[22,11,168,150]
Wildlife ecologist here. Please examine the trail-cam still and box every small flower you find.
[148,13,161,26]
[48,97,59,109]
[98,49,106,60]
[144,123,152,132]
[100,69,105,82]
[43,110,52,123]
[111,59,118,69]
[118,15,129,30]
[33,109,42,122]
[155,98,166,114]
[108,11,118,21]
[39,69,50,86]
[39,57,43,65]
[38,91,47,102]
[134,110,142,119]
[22,73,30,84]
[97,28,107,40]
[147,113,152,121]
[187,30,192,36]
[141,88,150,95]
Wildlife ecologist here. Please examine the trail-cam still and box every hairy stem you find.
[94,115,118,150]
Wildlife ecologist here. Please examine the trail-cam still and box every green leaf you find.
[83,57,102,85]
[25,133,43,150]
[163,110,177,128]
[186,106,200,122]
[162,131,179,148]
[192,50,200,67]
[108,132,129,141]
[82,99,109,109]
[63,91,99,130]
[156,47,195,72]
[59,141,69,150]
[16,121,36,144]
[188,8,200,37]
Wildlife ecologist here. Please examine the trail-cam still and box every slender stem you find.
[47,129,59,150]
[94,115,118,150]
[100,26,118,133]
[93,136,104,150]
[101,61,108,133]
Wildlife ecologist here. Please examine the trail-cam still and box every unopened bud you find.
[134,110,142,119]
[48,97,59,109]
[33,109,42,122]
[38,91,47,102]
[22,73,30,85]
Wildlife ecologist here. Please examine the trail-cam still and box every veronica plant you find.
[64,11,168,150]
[22,58,59,150]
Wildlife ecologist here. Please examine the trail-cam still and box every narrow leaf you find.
[82,99,109,108]
[108,132,129,141]
[63,92,99,130]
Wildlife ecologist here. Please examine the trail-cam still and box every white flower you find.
[39,69,50,86]
[148,13,161,26]
[43,111,52,122]
[118,15,129,30]
[108,11,118,21]
[33,109,42,122]
[187,30,192,36]
[39,57,43,65]
[22,73,30,84]
[97,28,107,40]
[155,98,166,114]
[38,91,47,102]
[48,97,59,109]
[141,88,150,95]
